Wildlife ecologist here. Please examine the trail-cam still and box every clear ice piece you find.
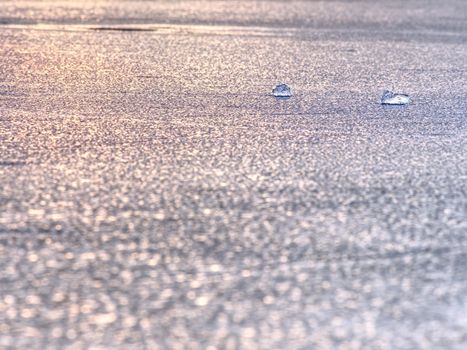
[380,90,410,105]
[272,84,292,97]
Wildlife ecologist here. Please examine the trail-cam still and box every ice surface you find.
[381,90,411,105]
[272,83,292,97]
[1,0,467,349]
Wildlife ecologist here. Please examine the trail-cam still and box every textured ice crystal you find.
[272,84,292,98]
[381,90,410,105]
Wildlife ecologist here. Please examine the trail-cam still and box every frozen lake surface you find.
[0,1,466,349]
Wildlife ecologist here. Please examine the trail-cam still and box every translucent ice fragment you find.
[272,84,292,98]
[380,90,410,105]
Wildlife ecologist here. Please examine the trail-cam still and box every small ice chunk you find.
[272,84,292,98]
[380,90,410,105]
